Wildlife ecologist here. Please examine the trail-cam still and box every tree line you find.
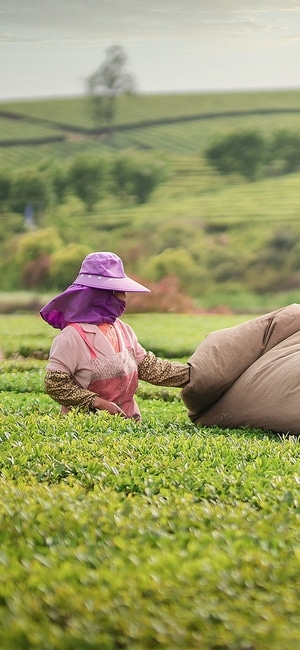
[205,129,300,181]
[1,127,299,220]
[0,152,166,215]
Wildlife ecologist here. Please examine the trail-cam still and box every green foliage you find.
[0,478,300,649]
[49,243,91,290]
[205,130,265,181]
[0,170,11,210]
[2,92,300,303]
[131,164,163,204]
[1,154,300,301]
[68,154,107,211]
[112,153,166,203]
[0,382,300,647]
[205,128,300,182]
[0,313,300,647]
[111,153,135,198]
[40,160,71,204]
[9,167,50,214]
[144,247,197,288]
[140,245,210,299]
[267,129,300,173]
[12,228,62,290]
[15,227,62,267]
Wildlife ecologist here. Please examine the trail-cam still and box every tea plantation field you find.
[0,313,300,649]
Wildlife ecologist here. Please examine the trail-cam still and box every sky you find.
[1,0,300,101]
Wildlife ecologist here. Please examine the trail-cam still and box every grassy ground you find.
[2,88,300,127]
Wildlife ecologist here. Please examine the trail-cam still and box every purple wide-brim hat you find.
[73,251,150,292]
[40,252,150,329]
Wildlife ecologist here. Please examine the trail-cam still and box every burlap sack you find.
[181,304,300,434]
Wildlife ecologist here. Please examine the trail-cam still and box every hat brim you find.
[73,273,150,292]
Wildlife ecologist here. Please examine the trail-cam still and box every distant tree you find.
[267,130,300,174]
[50,163,70,203]
[68,154,107,212]
[38,161,70,204]
[131,166,162,204]
[0,171,11,211]
[205,130,265,181]
[112,153,166,203]
[9,168,50,215]
[86,45,136,127]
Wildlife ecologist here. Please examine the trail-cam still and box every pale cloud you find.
[0,0,300,99]
[1,0,300,42]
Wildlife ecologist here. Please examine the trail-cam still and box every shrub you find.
[49,243,91,289]
[15,228,63,268]
[126,276,196,313]
[21,254,52,290]
[144,247,199,293]
[14,228,62,289]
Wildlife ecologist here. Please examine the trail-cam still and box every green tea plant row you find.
[0,117,58,142]
[1,388,300,648]
[0,313,300,648]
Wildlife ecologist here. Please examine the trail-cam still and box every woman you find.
[40,251,190,420]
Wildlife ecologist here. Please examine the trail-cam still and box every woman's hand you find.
[93,396,127,417]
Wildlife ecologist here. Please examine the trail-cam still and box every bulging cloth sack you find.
[181,304,300,435]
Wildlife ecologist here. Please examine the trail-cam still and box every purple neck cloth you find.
[40,284,126,330]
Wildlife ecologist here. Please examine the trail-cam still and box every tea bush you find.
[0,313,300,648]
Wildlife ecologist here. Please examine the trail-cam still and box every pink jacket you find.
[46,320,147,419]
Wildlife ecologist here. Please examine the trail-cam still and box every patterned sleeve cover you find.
[45,371,97,410]
[138,351,190,387]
